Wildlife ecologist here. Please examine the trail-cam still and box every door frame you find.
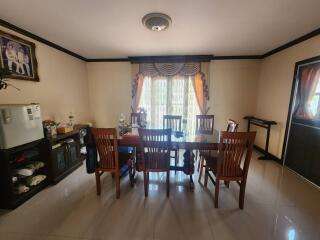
[282,55,320,163]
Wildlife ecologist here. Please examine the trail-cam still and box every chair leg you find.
[239,180,247,209]
[175,150,178,174]
[224,181,230,188]
[198,157,204,183]
[115,172,120,199]
[204,168,209,188]
[196,151,200,172]
[166,170,170,197]
[214,179,220,208]
[95,170,101,196]
[128,159,135,187]
[144,171,148,197]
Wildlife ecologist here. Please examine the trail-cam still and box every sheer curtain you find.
[295,66,320,119]
[139,75,200,135]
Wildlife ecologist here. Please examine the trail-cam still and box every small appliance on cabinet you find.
[0,104,44,149]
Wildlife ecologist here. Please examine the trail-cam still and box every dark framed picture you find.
[0,29,39,81]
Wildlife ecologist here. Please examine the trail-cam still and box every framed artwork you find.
[0,29,39,81]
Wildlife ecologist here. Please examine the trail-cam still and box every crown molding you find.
[212,55,262,60]
[128,55,214,63]
[1,18,319,62]
[86,58,129,62]
[0,18,87,61]
[262,27,320,58]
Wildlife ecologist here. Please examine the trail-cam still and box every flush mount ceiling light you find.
[142,13,172,32]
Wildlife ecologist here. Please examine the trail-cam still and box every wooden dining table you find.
[118,128,220,191]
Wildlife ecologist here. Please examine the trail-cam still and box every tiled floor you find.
[0,151,319,240]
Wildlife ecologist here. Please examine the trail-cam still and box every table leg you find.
[189,175,194,192]
[183,150,195,191]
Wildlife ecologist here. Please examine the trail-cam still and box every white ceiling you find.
[0,0,319,59]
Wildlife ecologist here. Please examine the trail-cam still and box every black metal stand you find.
[244,116,277,160]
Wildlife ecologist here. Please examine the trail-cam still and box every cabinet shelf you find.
[9,155,42,169]
[11,179,48,208]
[0,139,49,209]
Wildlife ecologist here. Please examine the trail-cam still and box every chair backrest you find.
[131,113,141,126]
[217,131,256,178]
[138,128,171,171]
[226,119,239,132]
[91,128,118,170]
[163,115,182,132]
[196,115,214,134]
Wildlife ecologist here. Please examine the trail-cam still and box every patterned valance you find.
[131,62,210,114]
[139,62,201,77]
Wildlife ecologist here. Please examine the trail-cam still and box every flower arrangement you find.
[119,113,129,136]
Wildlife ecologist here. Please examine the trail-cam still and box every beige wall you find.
[3,23,319,157]
[255,35,320,158]
[87,60,261,130]
[209,60,261,132]
[87,62,132,127]
[0,26,90,123]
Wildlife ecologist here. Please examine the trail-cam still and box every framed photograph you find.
[0,29,39,81]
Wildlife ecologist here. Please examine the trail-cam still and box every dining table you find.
[118,128,221,191]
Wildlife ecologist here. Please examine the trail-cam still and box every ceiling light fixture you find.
[142,13,172,32]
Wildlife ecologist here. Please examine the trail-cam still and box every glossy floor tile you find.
[0,151,319,240]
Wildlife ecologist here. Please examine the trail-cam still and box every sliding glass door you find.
[139,75,200,135]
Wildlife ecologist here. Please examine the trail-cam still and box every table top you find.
[119,128,220,150]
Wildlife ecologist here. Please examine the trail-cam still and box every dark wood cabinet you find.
[0,130,85,209]
[0,139,49,209]
[51,144,69,177]
[45,130,83,184]
[68,141,80,167]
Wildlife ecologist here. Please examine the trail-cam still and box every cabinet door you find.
[51,145,68,176]
[67,141,80,167]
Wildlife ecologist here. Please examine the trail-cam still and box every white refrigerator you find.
[0,104,44,149]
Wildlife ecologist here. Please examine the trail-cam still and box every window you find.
[294,66,320,120]
[310,77,320,118]
[139,75,200,135]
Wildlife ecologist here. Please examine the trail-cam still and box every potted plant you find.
[0,67,20,91]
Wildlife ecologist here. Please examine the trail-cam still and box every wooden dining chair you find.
[163,115,182,172]
[131,112,141,126]
[198,118,239,182]
[195,115,215,172]
[138,128,171,197]
[91,128,134,199]
[204,131,256,209]
[196,115,215,134]
[227,119,239,132]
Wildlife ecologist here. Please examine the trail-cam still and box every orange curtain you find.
[193,72,205,114]
[132,74,144,112]
[295,66,320,119]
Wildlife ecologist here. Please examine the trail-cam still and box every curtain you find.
[131,73,144,112]
[131,62,210,114]
[193,72,206,114]
[295,66,320,119]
